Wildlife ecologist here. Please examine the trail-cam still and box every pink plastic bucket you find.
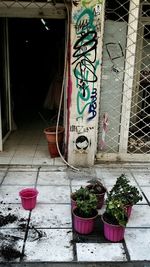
[73,209,98,234]
[102,217,125,242]
[19,188,39,210]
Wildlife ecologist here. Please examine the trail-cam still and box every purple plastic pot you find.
[73,208,98,234]
[102,215,125,242]
[71,193,77,210]
[125,205,132,218]
[19,188,39,210]
[71,198,77,211]
[86,185,107,209]
[96,192,106,209]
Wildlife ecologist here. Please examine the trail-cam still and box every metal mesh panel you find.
[0,0,66,19]
[98,0,150,156]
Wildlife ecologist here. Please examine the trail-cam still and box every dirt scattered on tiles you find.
[1,244,22,261]
[0,232,24,261]
[29,225,47,241]
[0,214,17,227]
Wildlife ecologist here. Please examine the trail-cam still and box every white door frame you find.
[119,0,140,154]
[0,18,11,151]
[0,3,67,152]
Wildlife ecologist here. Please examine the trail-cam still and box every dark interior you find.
[8,18,65,127]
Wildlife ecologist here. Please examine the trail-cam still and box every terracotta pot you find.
[44,126,64,158]
[73,208,98,234]
[102,215,125,242]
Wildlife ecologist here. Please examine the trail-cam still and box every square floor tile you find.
[76,243,127,261]
[19,138,40,145]
[0,203,29,228]
[0,185,31,204]
[37,171,69,185]
[8,167,38,172]
[127,205,150,227]
[71,177,97,187]
[10,157,33,165]
[54,157,66,166]
[0,157,12,164]
[3,171,37,185]
[0,149,16,158]
[0,228,24,262]
[70,168,97,188]
[140,187,150,204]
[69,168,96,180]
[34,146,49,158]
[32,158,54,165]
[30,204,71,228]
[0,167,7,171]
[131,169,150,186]
[40,166,67,172]
[36,185,70,203]
[38,137,47,145]
[97,168,136,187]
[24,229,73,261]
[13,145,37,157]
[125,228,150,260]
[0,171,5,184]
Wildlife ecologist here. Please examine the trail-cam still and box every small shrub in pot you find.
[108,174,143,216]
[72,187,98,234]
[86,179,107,209]
[102,196,128,242]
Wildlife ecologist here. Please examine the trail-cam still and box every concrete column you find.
[67,0,105,166]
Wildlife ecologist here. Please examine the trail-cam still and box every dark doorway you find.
[8,18,65,127]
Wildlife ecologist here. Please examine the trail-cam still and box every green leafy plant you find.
[76,193,97,218]
[105,197,128,226]
[108,174,143,206]
[71,186,90,201]
[72,187,97,218]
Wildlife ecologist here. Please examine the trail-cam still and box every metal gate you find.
[97,0,150,162]
[0,1,66,18]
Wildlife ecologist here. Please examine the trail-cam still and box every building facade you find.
[0,0,150,166]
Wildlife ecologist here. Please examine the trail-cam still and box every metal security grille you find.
[0,0,66,18]
[97,0,150,160]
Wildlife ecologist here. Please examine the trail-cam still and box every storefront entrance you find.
[0,14,66,159]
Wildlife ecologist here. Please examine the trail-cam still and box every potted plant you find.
[108,174,143,217]
[86,179,107,209]
[102,196,128,242]
[71,186,89,210]
[44,126,64,158]
[72,187,98,234]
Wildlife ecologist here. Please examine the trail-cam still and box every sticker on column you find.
[74,135,90,153]
[99,113,109,150]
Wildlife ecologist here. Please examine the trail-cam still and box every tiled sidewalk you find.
[0,164,150,264]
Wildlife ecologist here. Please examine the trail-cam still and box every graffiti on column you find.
[72,0,102,8]
[72,5,101,122]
